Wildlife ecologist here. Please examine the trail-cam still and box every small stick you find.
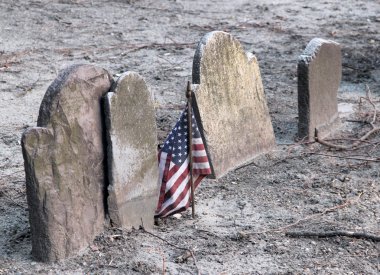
[162,254,166,275]
[308,152,380,162]
[249,194,361,235]
[186,81,195,219]
[323,137,377,145]
[285,230,380,242]
[315,128,380,151]
[190,250,201,275]
[139,220,200,274]
[361,85,376,127]
[1,191,26,208]
[234,159,259,171]
[140,218,188,251]
[357,126,380,142]
[315,85,380,150]
[315,129,351,150]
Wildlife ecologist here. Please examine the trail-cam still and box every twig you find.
[315,85,380,150]
[357,127,380,142]
[146,247,166,275]
[315,129,352,150]
[308,152,380,162]
[0,191,26,208]
[285,230,380,242]
[139,219,200,274]
[190,250,200,275]
[9,228,30,242]
[315,127,380,150]
[346,119,367,123]
[234,159,260,171]
[323,137,377,145]
[249,194,362,235]
[286,136,314,155]
[360,85,376,127]
[342,64,360,71]
[140,226,188,251]
[115,42,195,54]
[277,140,315,146]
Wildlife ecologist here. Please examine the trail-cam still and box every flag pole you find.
[186,81,195,219]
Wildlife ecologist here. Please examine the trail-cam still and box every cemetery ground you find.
[0,0,379,274]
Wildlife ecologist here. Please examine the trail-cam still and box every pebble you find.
[173,213,182,219]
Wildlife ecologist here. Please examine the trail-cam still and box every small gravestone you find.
[298,38,342,141]
[104,72,158,229]
[192,31,276,178]
[21,64,113,262]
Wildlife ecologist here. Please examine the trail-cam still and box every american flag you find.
[155,106,212,218]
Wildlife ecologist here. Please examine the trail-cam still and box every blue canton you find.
[161,107,201,165]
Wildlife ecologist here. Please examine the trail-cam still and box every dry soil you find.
[0,0,379,274]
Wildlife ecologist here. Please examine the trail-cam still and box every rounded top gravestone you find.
[298,38,342,141]
[192,31,276,178]
[22,64,113,262]
[104,71,159,230]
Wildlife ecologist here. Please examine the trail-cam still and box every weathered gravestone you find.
[192,31,276,178]
[298,38,342,141]
[104,72,158,229]
[21,64,113,262]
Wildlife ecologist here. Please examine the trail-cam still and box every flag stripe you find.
[193,168,211,174]
[193,138,203,144]
[155,106,212,218]
[163,166,190,202]
[165,158,189,192]
[156,153,172,210]
[193,150,207,157]
[158,175,201,217]
[157,175,191,216]
[193,162,210,170]
[193,143,205,150]
[193,156,209,163]
[159,173,205,217]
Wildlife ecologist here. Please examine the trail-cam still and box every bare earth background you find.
[0,0,379,274]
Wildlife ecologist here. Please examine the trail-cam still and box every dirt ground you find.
[0,0,379,274]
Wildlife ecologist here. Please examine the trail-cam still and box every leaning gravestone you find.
[21,64,113,262]
[298,38,342,141]
[192,31,276,178]
[104,72,158,229]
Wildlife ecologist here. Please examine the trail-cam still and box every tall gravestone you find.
[104,72,159,229]
[21,64,113,262]
[298,38,342,141]
[192,31,276,178]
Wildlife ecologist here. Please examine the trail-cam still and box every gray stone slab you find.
[298,38,342,141]
[21,64,113,262]
[192,31,276,179]
[104,72,158,229]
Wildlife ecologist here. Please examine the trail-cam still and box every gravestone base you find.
[313,113,341,140]
[108,193,158,228]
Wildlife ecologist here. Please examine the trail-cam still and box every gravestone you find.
[104,72,159,229]
[21,64,113,262]
[192,31,276,178]
[298,38,342,141]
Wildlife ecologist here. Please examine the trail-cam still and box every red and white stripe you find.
[155,138,211,218]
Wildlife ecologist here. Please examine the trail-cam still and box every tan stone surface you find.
[192,31,276,178]
[104,72,159,229]
[298,38,342,141]
[21,64,113,262]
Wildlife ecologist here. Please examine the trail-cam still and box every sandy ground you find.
[0,0,379,274]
